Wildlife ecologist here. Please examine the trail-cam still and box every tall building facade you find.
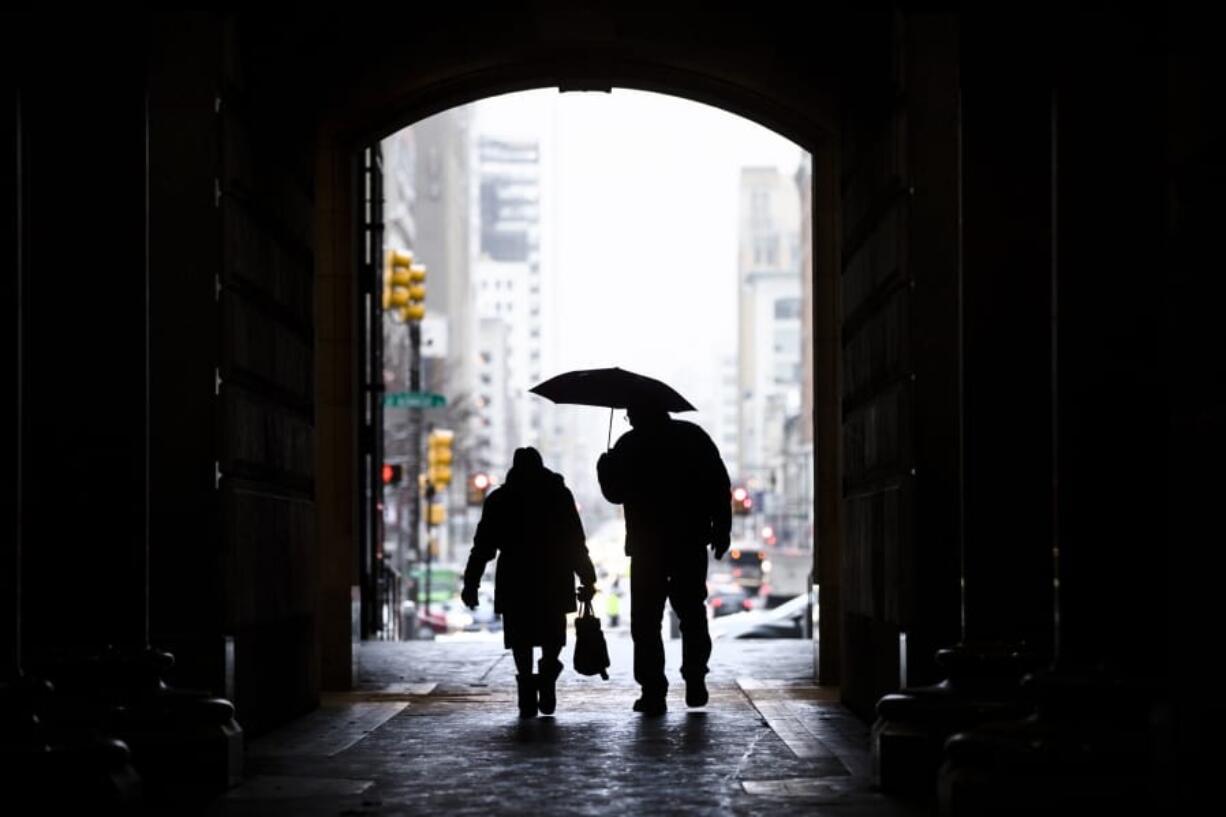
[473,135,544,479]
[718,354,740,470]
[735,165,804,556]
[737,166,803,539]
[381,107,475,564]
[791,155,815,552]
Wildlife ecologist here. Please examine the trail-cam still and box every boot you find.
[516,675,538,718]
[537,658,562,715]
[685,673,709,708]
[632,688,667,716]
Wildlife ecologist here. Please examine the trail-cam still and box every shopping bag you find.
[573,599,610,680]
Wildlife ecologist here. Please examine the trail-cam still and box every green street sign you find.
[383,391,446,409]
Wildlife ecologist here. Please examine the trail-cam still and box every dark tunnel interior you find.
[3,7,1225,815]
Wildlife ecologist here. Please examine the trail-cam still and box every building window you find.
[774,297,802,320]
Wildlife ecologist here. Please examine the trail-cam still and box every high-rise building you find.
[718,354,740,470]
[381,107,475,564]
[473,135,544,473]
[793,154,815,552]
[737,166,803,509]
[412,107,475,404]
[474,318,513,479]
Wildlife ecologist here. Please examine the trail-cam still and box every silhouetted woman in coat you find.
[462,447,597,717]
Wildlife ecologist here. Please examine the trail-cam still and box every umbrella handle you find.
[607,407,613,450]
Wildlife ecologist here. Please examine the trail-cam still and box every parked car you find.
[709,590,813,639]
[707,581,757,618]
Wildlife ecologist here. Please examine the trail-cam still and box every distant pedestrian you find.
[606,583,621,628]
[462,447,597,717]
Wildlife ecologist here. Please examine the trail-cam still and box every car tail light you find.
[741,599,752,610]
[711,597,723,608]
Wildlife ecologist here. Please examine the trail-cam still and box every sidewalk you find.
[209,636,920,816]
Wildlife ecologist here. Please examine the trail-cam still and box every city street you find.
[210,637,918,816]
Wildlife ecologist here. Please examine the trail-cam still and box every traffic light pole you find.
[405,321,424,634]
[424,483,435,618]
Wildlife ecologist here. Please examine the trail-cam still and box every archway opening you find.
[355,88,819,689]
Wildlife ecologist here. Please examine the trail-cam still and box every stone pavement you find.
[207,636,922,816]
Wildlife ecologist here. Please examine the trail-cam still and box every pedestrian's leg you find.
[511,645,535,676]
[512,644,537,717]
[668,551,712,707]
[537,638,563,715]
[630,558,668,714]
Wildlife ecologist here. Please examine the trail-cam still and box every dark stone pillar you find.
[147,10,227,702]
[14,15,242,804]
[873,13,1058,799]
[1050,14,1166,684]
[19,20,151,662]
[2,26,20,683]
[1163,12,1226,806]
[903,11,965,692]
[6,17,150,808]
[937,11,1169,814]
[960,16,1055,658]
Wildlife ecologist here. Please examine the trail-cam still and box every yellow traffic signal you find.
[402,263,427,322]
[385,249,414,314]
[426,429,453,488]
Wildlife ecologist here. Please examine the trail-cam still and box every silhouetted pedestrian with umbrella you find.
[461,447,598,718]
[530,368,732,715]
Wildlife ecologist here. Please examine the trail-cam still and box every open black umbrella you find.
[529,367,696,448]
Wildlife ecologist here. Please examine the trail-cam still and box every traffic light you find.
[731,486,752,515]
[426,429,454,489]
[404,262,426,321]
[467,471,491,506]
[385,250,427,322]
[385,249,411,311]
[382,463,403,486]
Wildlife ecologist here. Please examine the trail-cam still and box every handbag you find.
[573,599,610,680]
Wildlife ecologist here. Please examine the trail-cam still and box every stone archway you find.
[305,6,911,720]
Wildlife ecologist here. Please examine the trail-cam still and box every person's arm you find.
[561,487,598,595]
[462,493,500,607]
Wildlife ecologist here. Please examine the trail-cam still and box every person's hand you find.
[576,584,596,603]
[712,539,731,560]
[461,585,479,610]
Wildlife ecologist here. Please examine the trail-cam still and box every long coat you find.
[463,462,596,618]
[597,417,731,559]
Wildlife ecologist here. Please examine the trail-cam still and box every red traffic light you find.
[467,471,491,506]
[382,463,403,486]
[731,486,752,515]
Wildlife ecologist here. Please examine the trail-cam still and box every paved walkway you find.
[209,636,920,816]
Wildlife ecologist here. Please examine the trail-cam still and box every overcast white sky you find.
[476,89,804,411]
